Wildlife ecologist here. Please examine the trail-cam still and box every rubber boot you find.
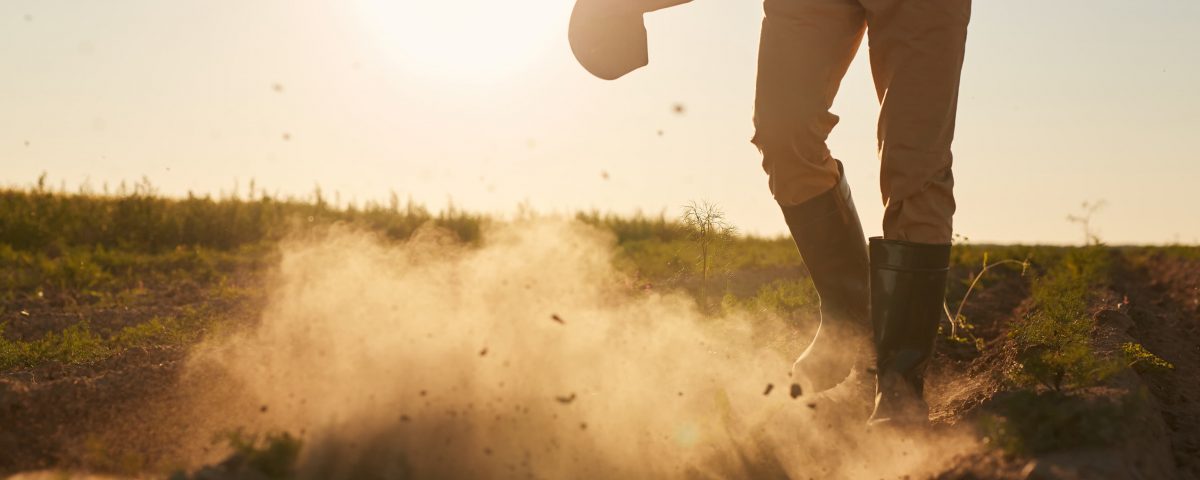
[781,162,871,393]
[866,238,951,426]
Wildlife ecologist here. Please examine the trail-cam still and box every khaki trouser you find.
[752,0,971,244]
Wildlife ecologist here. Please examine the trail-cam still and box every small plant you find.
[1010,246,1118,391]
[943,251,1030,350]
[680,200,737,297]
[1067,200,1106,246]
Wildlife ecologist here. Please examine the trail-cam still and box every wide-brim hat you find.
[568,0,690,80]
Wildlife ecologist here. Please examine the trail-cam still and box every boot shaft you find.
[781,162,870,326]
[868,238,950,396]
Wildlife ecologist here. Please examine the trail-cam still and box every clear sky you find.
[3,0,1198,244]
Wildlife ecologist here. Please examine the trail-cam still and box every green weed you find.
[0,322,110,370]
[1009,245,1119,391]
[681,200,737,293]
[1122,342,1175,374]
[0,306,223,371]
[943,250,1030,351]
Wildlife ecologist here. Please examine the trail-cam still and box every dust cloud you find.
[185,219,978,479]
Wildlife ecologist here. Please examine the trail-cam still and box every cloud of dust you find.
[185,219,978,479]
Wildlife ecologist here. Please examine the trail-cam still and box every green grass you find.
[0,321,109,370]
[1,176,484,254]
[0,305,222,370]
[0,242,269,305]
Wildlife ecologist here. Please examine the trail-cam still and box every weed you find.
[1121,342,1175,374]
[680,201,736,298]
[113,316,195,348]
[0,322,110,370]
[1,307,220,370]
[1066,200,1106,246]
[943,251,1030,350]
[1009,246,1118,391]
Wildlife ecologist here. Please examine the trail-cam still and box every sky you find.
[2,0,1198,245]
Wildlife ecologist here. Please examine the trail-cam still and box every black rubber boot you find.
[866,237,951,426]
[780,162,871,393]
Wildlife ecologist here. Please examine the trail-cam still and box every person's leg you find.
[753,0,865,207]
[753,0,870,393]
[860,0,971,425]
[865,0,970,244]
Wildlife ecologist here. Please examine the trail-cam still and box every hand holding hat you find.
[568,0,692,80]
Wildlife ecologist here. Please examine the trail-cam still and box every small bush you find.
[1010,246,1118,391]
[681,200,737,289]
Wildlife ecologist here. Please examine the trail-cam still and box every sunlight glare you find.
[359,0,568,79]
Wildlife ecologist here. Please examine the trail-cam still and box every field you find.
[1,184,1198,479]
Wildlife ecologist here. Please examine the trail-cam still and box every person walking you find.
[569,0,971,426]
[753,0,970,426]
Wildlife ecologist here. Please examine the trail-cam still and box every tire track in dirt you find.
[1115,251,1200,479]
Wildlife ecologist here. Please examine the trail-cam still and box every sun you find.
[358,0,567,79]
